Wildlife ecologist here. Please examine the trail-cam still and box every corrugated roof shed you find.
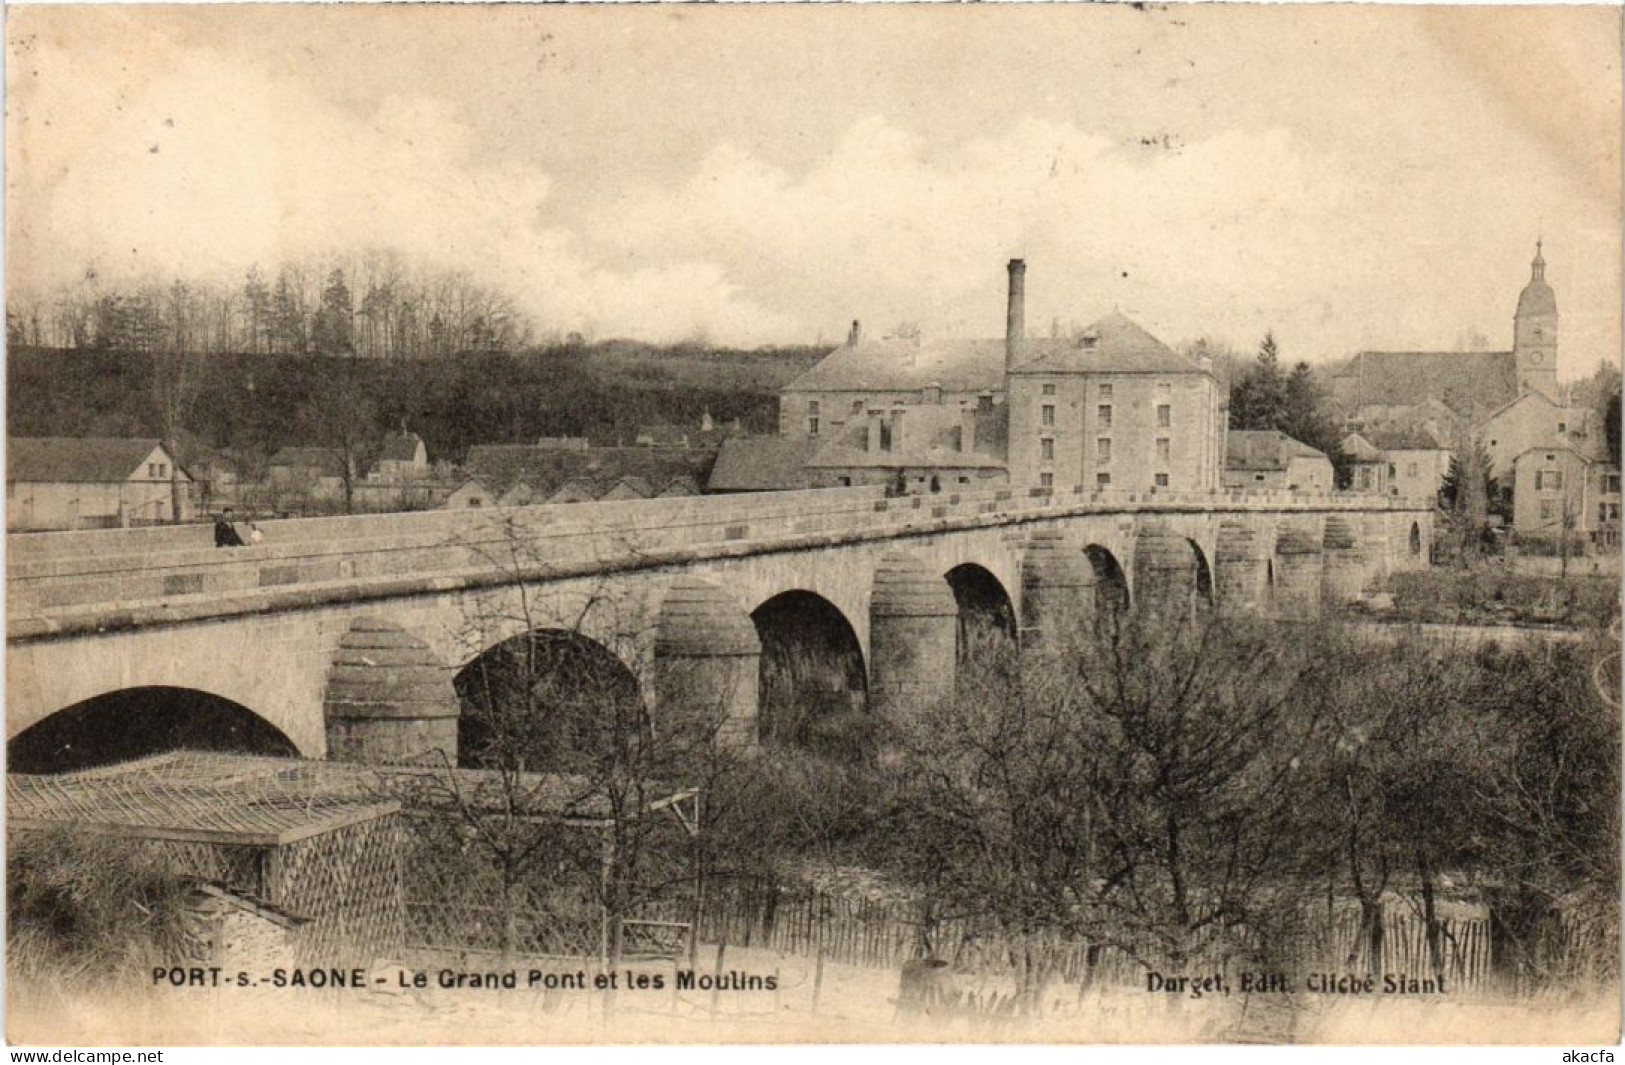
[7,437,177,484]
[8,751,694,837]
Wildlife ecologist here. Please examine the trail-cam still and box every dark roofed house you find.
[7,437,192,531]
[707,436,822,493]
[375,430,428,483]
[1222,430,1334,493]
[599,475,654,502]
[463,445,719,504]
[657,475,700,498]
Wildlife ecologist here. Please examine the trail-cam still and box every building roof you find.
[268,446,348,476]
[1511,444,1594,467]
[7,437,177,484]
[464,445,717,498]
[707,436,821,492]
[379,432,425,463]
[8,751,398,847]
[1332,351,1519,417]
[1363,427,1445,451]
[1224,430,1331,472]
[786,312,1202,394]
[1517,246,1558,319]
[1339,432,1385,463]
[805,402,1008,470]
[1011,312,1206,376]
[7,751,695,839]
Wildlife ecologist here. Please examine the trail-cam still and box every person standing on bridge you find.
[214,508,245,548]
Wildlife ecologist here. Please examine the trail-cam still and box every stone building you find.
[1222,430,1334,493]
[7,437,192,531]
[1479,389,1603,485]
[1510,446,1622,539]
[1005,300,1226,493]
[777,260,1227,495]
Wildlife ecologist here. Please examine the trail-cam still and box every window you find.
[1607,473,1622,494]
[851,399,864,414]
[837,476,851,487]
[148,463,158,478]
[1156,437,1170,462]
[1099,383,1114,399]
[809,400,820,416]
[1040,438,1054,461]
[1540,499,1558,521]
[1042,383,1056,396]
[1406,462,1418,478]
[1042,404,1055,427]
[1156,404,1171,428]
[1254,473,1266,482]
[1096,472,1111,487]
[1154,473,1169,487]
[159,463,167,478]
[808,418,820,436]
[1097,438,1112,462]
[1156,381,1172,396]
[1098,405,1113,428]
[1039,472,1054,488]
[1537,469,1563,491]
[1558,422,1567,434]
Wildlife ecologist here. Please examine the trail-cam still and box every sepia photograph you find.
[4,1,1622,1049]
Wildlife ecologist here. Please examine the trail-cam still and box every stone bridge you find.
[5,484,1434,769]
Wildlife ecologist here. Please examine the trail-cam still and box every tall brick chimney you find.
[1005,259,1026,372]
[848,320,862,346]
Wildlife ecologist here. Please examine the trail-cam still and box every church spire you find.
[1531,239,1546,281]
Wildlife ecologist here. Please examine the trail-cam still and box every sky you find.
[6,4,1621,377]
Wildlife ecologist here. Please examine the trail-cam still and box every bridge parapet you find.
[7,485,1434,641]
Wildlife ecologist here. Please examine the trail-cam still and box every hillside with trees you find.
[6,343,822,470]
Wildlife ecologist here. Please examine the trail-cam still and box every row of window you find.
[1039,403,1171,428]
[147,463,169,479]
[1036,471,1171,489]
[1036,437,1171,463]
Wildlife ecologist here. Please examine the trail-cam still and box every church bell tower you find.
[1513,241,1559,400]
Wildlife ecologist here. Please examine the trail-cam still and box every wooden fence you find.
[695,881,1618,996]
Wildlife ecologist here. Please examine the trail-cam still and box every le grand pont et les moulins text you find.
[153,965,777,992]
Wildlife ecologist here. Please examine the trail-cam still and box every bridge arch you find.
[944,563,1017,661]
[8,686,299,775]
[454,628,647,773]
[1083,544,1131,616]
[750,590,869,758]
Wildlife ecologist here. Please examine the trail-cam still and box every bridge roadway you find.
[5,483,1434,765]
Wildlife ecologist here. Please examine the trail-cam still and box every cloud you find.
[8,24,1618,368]
[7,43,795,344]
